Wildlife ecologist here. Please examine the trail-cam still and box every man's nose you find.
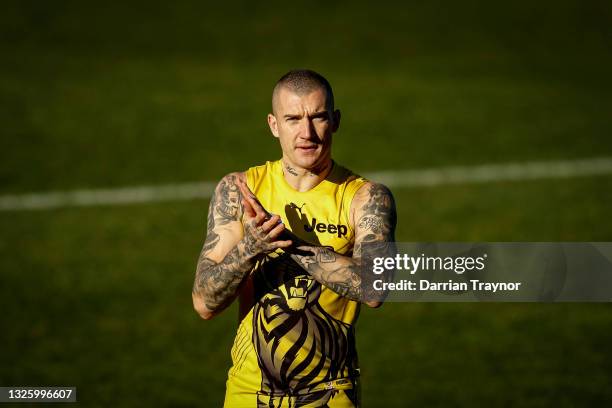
[300,119,317,140]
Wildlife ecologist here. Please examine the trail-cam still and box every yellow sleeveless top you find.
[225,159,368,404]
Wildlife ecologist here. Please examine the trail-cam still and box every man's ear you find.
[332,109,341,133]
[267,113,279,138]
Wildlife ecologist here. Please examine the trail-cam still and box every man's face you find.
[268,87,340,171]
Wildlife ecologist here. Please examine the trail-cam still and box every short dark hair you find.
[272,69,335,114]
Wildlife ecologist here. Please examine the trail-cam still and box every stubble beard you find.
[286,147,332,177]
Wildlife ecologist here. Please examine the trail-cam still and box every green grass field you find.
[1,1,611,406]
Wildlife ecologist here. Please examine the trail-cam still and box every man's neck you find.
[281,158,333,192]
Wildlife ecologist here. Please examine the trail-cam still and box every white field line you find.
[1,157,612,211]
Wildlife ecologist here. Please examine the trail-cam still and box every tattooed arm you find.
[292,183,396,307]
[239,181,397,307]
[192,173,292,320]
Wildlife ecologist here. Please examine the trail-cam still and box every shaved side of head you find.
[272,69,335,115]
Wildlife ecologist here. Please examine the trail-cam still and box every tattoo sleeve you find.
[192,174,258,312]
[290,183,397,302]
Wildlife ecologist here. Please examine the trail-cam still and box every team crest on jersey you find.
[251,253,358,402]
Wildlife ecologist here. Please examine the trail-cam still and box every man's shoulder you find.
[217,161,276,182]
[350,181,395,221]
[326,161,368,192]
[215,161,280,192]
[216,171,246,186]
[353,181,393,201]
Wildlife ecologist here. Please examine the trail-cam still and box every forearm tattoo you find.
[292,246,363,301]
[291,184,397,302]
[193,174,255,311]
[194,246,253,311]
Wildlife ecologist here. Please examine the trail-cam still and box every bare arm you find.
[192,173,291,320]
[240,181,397,307]
[291,183,397,306]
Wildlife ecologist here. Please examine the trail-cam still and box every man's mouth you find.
[296,145,318,151]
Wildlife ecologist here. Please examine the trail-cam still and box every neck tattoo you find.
[283,160,331,178]
[285,163,299,177]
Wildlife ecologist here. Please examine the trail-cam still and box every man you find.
[192,69,396,407]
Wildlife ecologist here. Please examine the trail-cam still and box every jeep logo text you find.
[303,218,348,238]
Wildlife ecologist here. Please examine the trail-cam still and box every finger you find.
[296,245,311,252]
[261,215,281,233]
[235,177,252,196]
[247,211,264,227]
[254,212,266,226]
[271,240,293,249]
[239,185,265,217]
[240,188,267,221]
[267,221,286,239]
[237,180,270,218]
[249,194,269,219]
[242,198,256,218]
[252,202,268,220]
[237,180,258,205]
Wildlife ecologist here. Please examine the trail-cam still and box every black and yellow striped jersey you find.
[224,159,367,408]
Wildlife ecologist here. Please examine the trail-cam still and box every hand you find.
[237,180,293,256]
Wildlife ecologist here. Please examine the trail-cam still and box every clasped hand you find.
[237,180,309,256]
